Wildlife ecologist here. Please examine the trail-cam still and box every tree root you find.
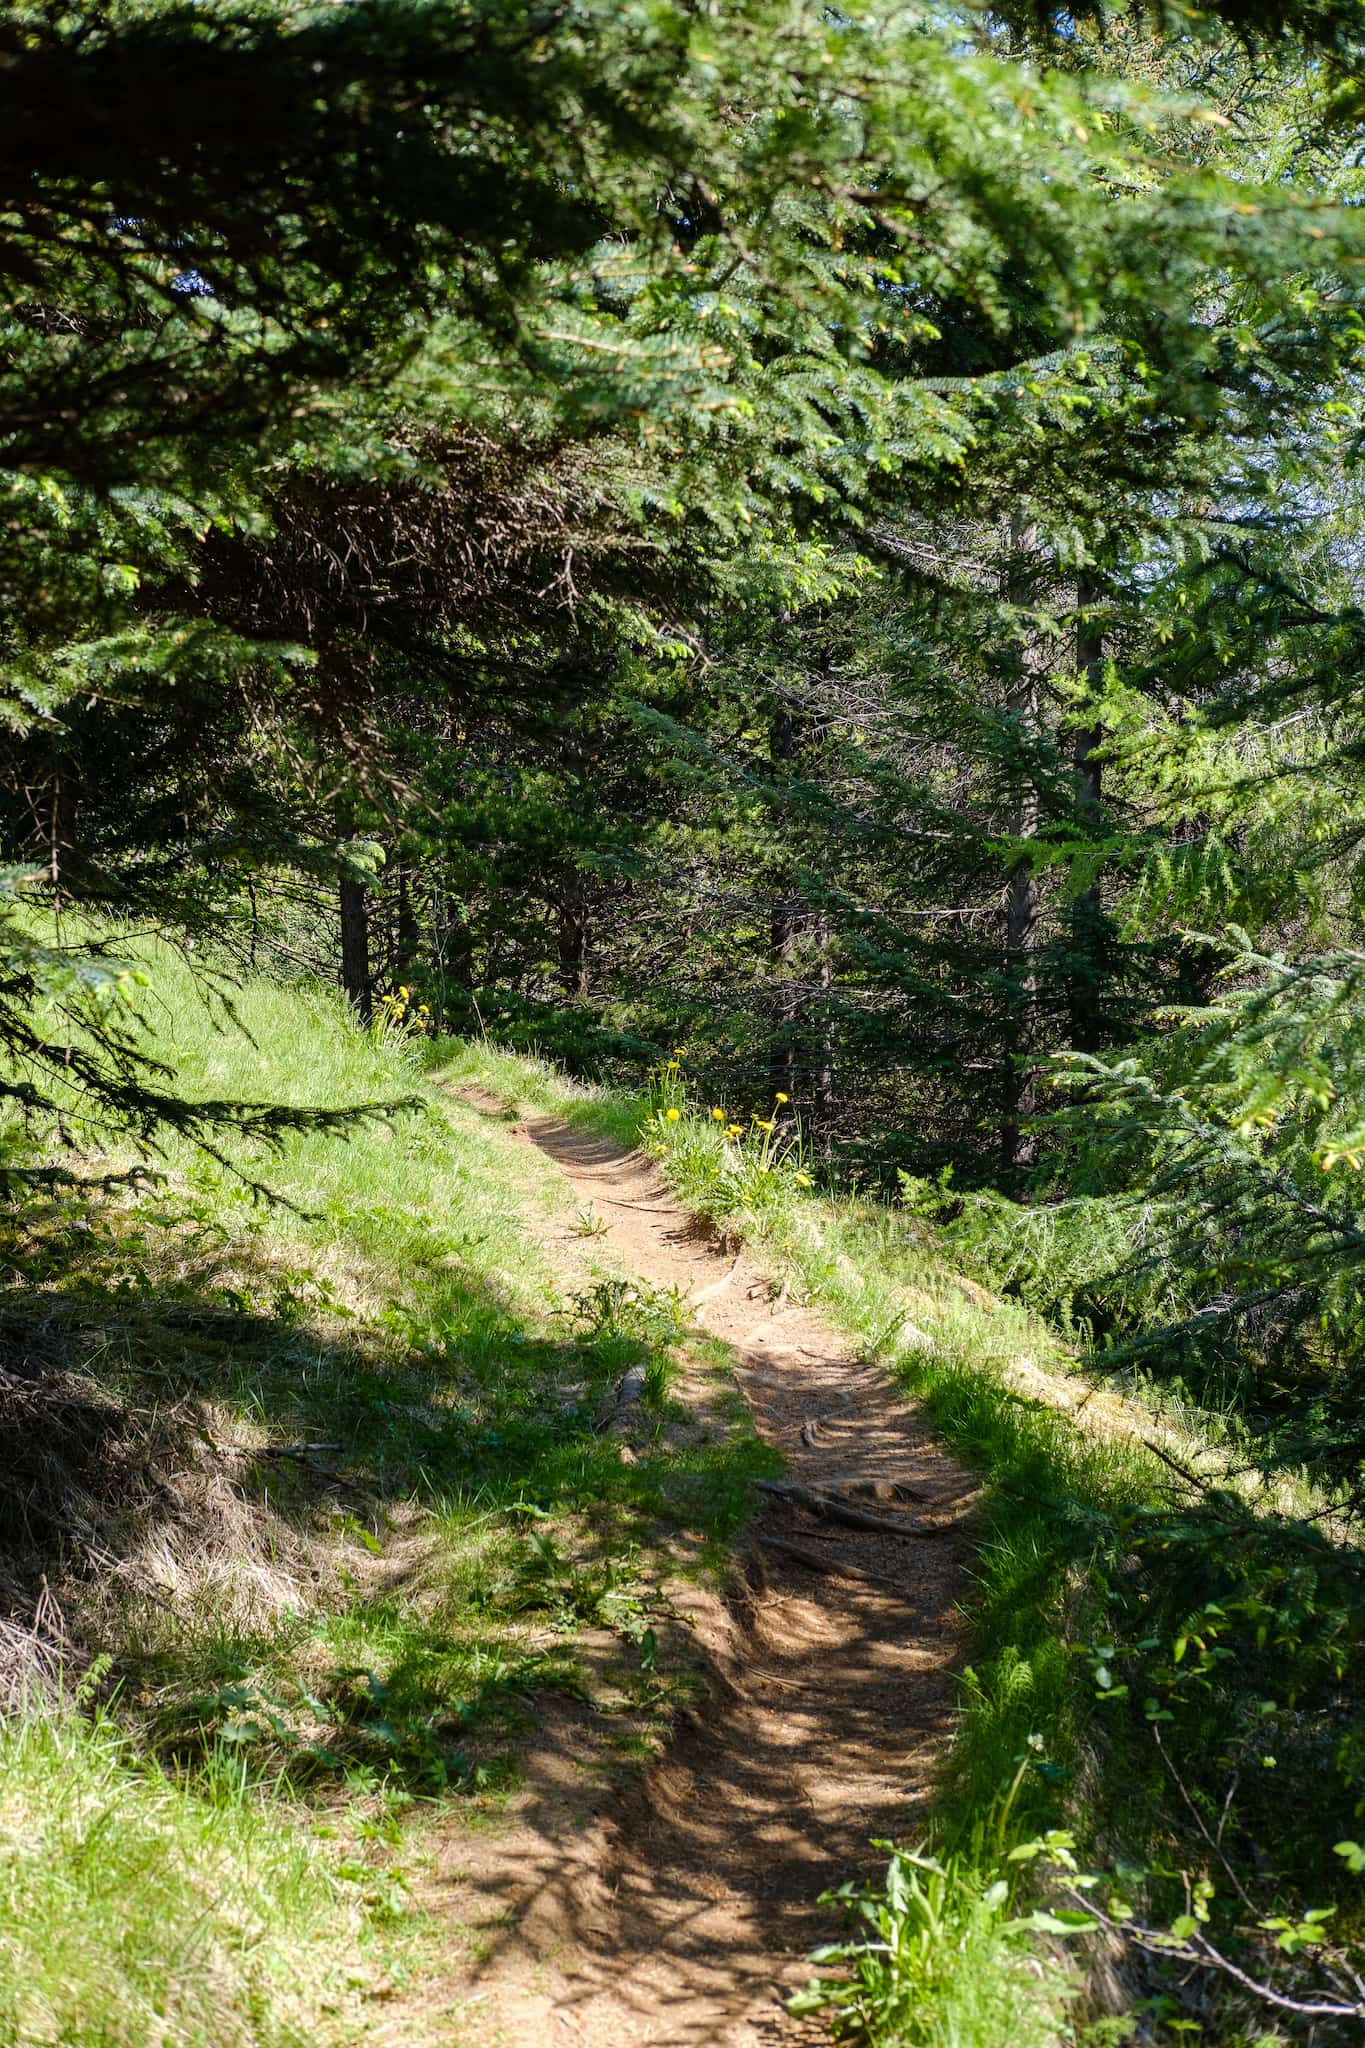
[755,1477,967,1537]
[817,1474,935,1505]
[798,1396,861,1446]
[754,1531,908,1597]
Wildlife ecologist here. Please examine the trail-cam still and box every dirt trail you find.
[431,1101,972,2048]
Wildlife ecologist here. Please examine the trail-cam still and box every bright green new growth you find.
[791,1838,1074,2048]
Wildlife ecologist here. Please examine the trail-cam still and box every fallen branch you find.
[257,1442,344,1459]
[797,1393,865,1446]
[238,1443,365,1493]
[1067,1890,1365,2024]
[1142,1437,1212,1491]
[594,1367,646,1433]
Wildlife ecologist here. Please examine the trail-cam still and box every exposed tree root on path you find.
[412,1100,973,2048]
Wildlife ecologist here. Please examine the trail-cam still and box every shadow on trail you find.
[405,1096,977,2045]
[428,1492,963,2046]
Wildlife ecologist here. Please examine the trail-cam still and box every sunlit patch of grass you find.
[791,1832,1076,2048]
[0,1702,387,2048]
[446,1040,818,1247]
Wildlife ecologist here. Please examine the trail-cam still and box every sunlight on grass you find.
[0,1704,380,2048]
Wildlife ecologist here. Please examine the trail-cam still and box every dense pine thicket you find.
[9,0,1365,2032]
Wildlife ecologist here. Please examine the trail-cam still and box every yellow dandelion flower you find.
[665,1059,680,1071]
[712,1108,725,1121]
[665,1106,681,1122]
[754,1118,775,1132]
[795,1172,812,1187]
[398,985,410,999]
[726,1123,743,1138]
[775,1091,789,1105]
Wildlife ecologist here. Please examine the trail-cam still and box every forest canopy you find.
[8,0,1365,1327]
[9,3,1365,1449]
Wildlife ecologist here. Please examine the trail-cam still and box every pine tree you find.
[6,0,1365,1175]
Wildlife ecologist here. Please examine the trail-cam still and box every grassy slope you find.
[4,955,1360,2047]
[0,949,776,2048]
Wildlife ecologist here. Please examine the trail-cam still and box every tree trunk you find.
[339,873,371,1022]
[558,872,590,999]
[427,871,475,1028]
[769,895,801,1108]
[48,754,81,908]
[811,915,835,1162]
[1069,570,1107,1051]
[768,702,801,1112]
[395,864,420,979]
[336,799,371,1021]
[1001,516,1040,1174]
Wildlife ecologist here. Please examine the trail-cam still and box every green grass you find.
[0,1702,383,2048]
[790,1835,1075,2048]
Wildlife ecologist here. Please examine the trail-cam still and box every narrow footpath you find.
[428,1100,974,2048]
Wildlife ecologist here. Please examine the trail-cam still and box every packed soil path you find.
[438,1100,974,2048]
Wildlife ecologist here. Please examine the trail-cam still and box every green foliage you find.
[10,0,1365,1167]
[1018,939,1365,1488]
[790,1835,1076,2048]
